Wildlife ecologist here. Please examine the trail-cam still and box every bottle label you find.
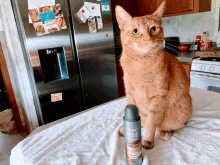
[126,139,142,163]
[194,45,198,50]
[124,120,142,164]
[124,121,141,143]
[200,41,206,50]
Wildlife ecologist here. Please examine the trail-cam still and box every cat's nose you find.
[143,36,151,42]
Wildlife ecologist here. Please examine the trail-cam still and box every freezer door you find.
[69,0,118,108]
[12,0,85,124]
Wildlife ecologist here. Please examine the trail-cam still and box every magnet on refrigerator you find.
[101,2,110,15]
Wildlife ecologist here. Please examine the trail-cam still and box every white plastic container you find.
[201,32,208,50]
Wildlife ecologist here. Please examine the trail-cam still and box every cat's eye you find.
[150,26,157,33]
[132,29,139,35]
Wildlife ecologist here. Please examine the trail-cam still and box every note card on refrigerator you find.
[101,2,110,15]
[76,5,92,23]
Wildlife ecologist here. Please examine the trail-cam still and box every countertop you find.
[174,50,195,63]
[115,46,196,63]
[116,50,196,63]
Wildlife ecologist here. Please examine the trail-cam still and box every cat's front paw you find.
[142,139,154,149]
[119,127,124,137]
[159,131,173,141]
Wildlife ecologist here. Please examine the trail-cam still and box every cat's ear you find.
[115,6,132,30]
[153,1,166,18]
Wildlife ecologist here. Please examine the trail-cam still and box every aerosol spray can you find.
[123,104,143,165]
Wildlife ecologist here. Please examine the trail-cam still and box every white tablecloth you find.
[10,87,220,165]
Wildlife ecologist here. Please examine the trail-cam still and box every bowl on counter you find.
[178,44,190,51]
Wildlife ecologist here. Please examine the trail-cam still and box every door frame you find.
[0,43,23,132]
[0,0,40,133]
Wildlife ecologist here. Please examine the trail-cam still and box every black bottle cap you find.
[124,104,140,121]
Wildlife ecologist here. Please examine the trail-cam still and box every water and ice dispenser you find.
[38,47,69,84]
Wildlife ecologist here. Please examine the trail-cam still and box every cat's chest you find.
[120,56,163,94]
[121,57,152,80]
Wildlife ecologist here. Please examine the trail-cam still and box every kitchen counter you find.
[115,46,196,63]
[174,50,195,63]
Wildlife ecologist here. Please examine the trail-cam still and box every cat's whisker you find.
[155,42,163,47]
[154,41,164,48]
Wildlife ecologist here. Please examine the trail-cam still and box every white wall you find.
[162,0,219,42]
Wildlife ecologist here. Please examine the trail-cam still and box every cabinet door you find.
[139,0,156,16]
[139,0,211,18]
[163,0,194,15]
[139,0,196,17]
[112,0,128,21]
[112,0,140,21]
[159,0,211,17]
[181,62,191,82]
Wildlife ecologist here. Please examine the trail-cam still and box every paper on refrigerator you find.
[76,6,92,23]
[96,16,103,29]
[84,2,101,17]
[28,0,55,23]
[101,2,110,15]
[28,3,68,36]
[88,17,97,33]
[84,2,103,29]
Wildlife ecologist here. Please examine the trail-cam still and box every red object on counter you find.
[178,44,190,51]
[196,35,201,40]
[208,40,212,48]
[200,40,206,50]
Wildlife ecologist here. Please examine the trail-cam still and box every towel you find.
[10,87,220,164]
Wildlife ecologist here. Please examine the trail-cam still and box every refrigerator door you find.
[12,0,85,124]
[69,0,118,109]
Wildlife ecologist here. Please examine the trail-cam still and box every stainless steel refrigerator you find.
[11,0,118,124]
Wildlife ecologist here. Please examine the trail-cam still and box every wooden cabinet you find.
[111,0,140,21]
[111,0,211,19]
[163,0,195,15]
[181,62,191,82]
[162,0,211,17]
[139,0,211,17]
[139,0,160,16]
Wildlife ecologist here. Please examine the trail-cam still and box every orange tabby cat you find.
[116,1,192,149]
